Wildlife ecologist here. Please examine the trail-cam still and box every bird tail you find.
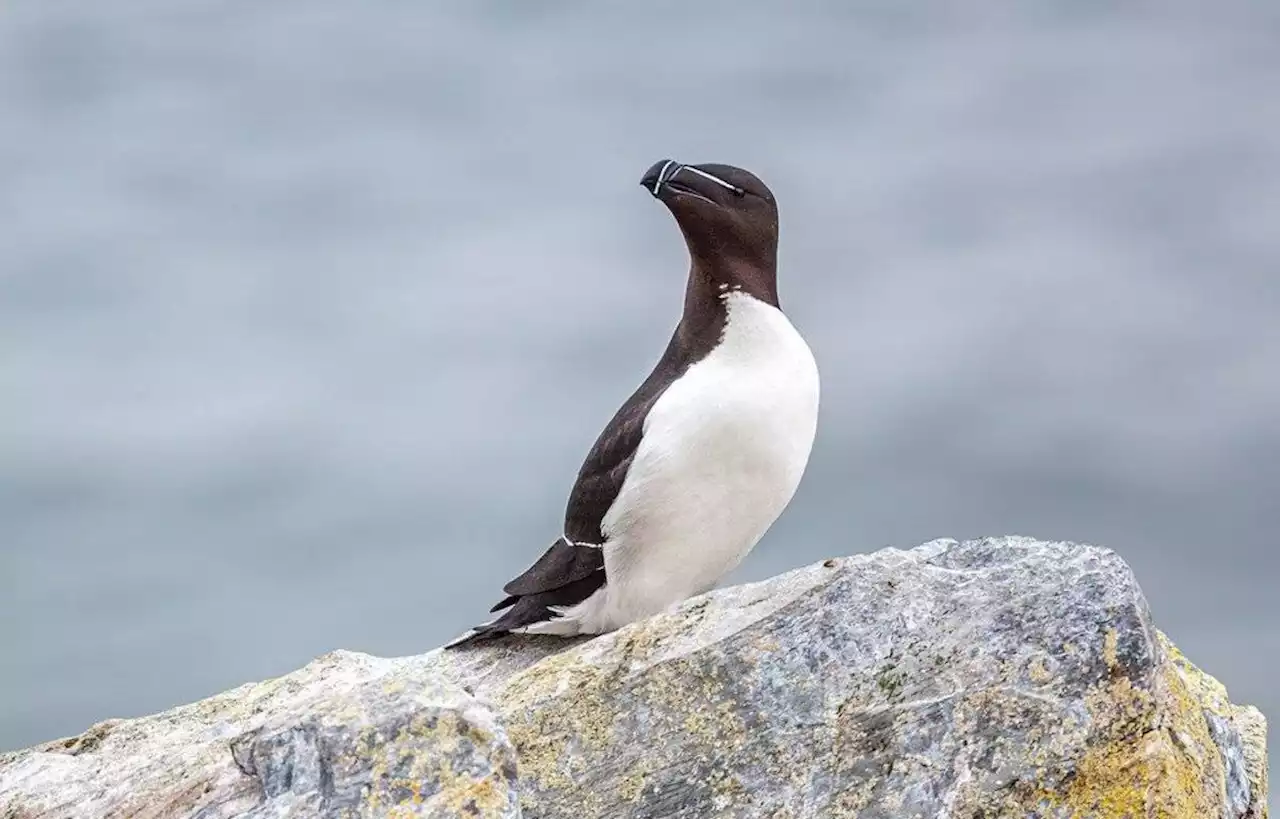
[442,627,510,650]
[443,573,604,650]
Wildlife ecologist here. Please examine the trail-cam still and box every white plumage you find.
[522,290,820,635]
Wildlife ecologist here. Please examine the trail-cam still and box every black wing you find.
[501,536,601,596]
[561,387,661,545]
[446,331,695,648]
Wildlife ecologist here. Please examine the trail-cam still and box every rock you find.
[1,536,1268,818]
[0,652,521,818]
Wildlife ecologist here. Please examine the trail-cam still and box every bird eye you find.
[731,186,745,198]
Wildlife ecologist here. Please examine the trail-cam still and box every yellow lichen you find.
[1101,627,1119,671]
[425,767,513,817]
[498,651,616,807]
[1028,654,1053,685]
[1160,630,1269,818]
[495,614,759,816]
[1035,630,1233,818]
[360,707,515,818]
[710,768,747,809]
[618,770,647,802]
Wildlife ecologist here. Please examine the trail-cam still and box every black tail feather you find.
[444,572,606,650]
[488,594,519,613]
[443,626,512,650]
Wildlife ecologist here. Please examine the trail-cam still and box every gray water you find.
[3,1,1277,796]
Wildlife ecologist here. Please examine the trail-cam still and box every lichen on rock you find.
[0,651,520,818]
[0,536,1267,819]
[470,537,1269,818]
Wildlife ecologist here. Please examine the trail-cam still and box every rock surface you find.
[0,652,521,819]
[1,536,1268,818]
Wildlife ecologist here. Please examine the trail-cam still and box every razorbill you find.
[446,159,819,647]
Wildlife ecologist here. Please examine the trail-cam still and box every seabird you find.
[446,159,820,647]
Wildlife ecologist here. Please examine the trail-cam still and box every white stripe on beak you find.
[678,165,744,195]
[652,160,678,195]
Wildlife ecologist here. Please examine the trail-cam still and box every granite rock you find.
[1,536,1268,818]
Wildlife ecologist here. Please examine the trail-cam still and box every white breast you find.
[566,290,820,633]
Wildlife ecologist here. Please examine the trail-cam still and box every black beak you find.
[639,159,745,205]
[639,159,682,197]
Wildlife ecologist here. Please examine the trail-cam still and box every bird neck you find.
[676,257,778,349]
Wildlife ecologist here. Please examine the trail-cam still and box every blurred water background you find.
[2,3,1277,796]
